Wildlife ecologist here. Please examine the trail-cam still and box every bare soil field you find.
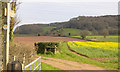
[14,36,85,46]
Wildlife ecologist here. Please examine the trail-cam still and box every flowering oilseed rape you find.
[68,41,118,52]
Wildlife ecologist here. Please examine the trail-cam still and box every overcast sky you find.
[14,0,119,30]
[20,0,119,2]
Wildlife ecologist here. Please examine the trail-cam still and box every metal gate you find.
[23,57,41,72]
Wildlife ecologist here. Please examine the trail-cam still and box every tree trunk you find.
[9,29,14,41]
[10,18,15,41]
[10,1,16,41]
[104,35,106,38]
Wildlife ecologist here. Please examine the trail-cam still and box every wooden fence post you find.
[2,0,15,70]
[3,2,10,70]
[54,46,57,54]
[23,54,25,64]
[13,56,16,61]
[0,1,3,70]
[3,2,8,70]
[22,54,25,70]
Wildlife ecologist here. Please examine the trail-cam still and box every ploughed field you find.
[14,36,86,46]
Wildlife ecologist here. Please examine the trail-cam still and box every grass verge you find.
[41,62,60,70]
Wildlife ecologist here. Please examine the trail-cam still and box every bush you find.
[81,35,86,39]
[35,42,60,54]
[38,34,41,36]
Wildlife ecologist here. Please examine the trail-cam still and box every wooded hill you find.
[14,15,119,36]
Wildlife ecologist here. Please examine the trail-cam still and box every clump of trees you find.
[38,33,41,36]
[80,30,90,40]
[68,33,71,36]
[99,29,109,38]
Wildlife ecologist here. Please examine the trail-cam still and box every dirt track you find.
[42,57,104,70]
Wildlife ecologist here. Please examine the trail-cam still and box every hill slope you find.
[14,15,118,36]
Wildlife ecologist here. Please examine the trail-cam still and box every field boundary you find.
[67,43,89,58]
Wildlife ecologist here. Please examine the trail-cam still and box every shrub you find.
[35,42,60,54]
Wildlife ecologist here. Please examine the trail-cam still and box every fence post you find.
[0,1,3,70]
[3,2,8,70]
[2,1,11,70]
[23,54,25,64]
[40,57,41,70]
[54,46,57,54]
[13,56,16,61]
[22,54,25,70]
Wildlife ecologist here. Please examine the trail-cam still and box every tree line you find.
[14,15,119,37]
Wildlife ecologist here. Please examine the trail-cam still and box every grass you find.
[39,42,118,70]
[25,62,60,71]
[67,41,119,69]
[72,36,119,42]
[43,27,56,33]
[60,28,81,36]
[41,62,60,70]
[61,28,81,34]
[41,62,65,72]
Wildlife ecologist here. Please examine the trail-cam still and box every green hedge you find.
[35,42,60,54]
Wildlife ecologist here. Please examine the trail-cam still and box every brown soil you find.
[92,58,118,61]
[41,57,104,70]
[14,36,86,46]
[90,39,97,41]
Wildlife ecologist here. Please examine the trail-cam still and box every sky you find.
[14,0,119,30]
[20,0,119,2]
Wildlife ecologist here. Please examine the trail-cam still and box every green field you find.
[43,26,56,35]
[60,28,81,36]
[72,36,119,42]
[50,28,81,36]
[39,42,118,70]
[60,28,81,34]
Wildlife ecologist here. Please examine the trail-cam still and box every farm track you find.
[41,57,104,70]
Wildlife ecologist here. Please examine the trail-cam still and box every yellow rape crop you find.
[68,41,119,52]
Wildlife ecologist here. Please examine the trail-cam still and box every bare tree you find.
[100,29,109,38]
[80,30,90,40]
[10,0,21,41]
